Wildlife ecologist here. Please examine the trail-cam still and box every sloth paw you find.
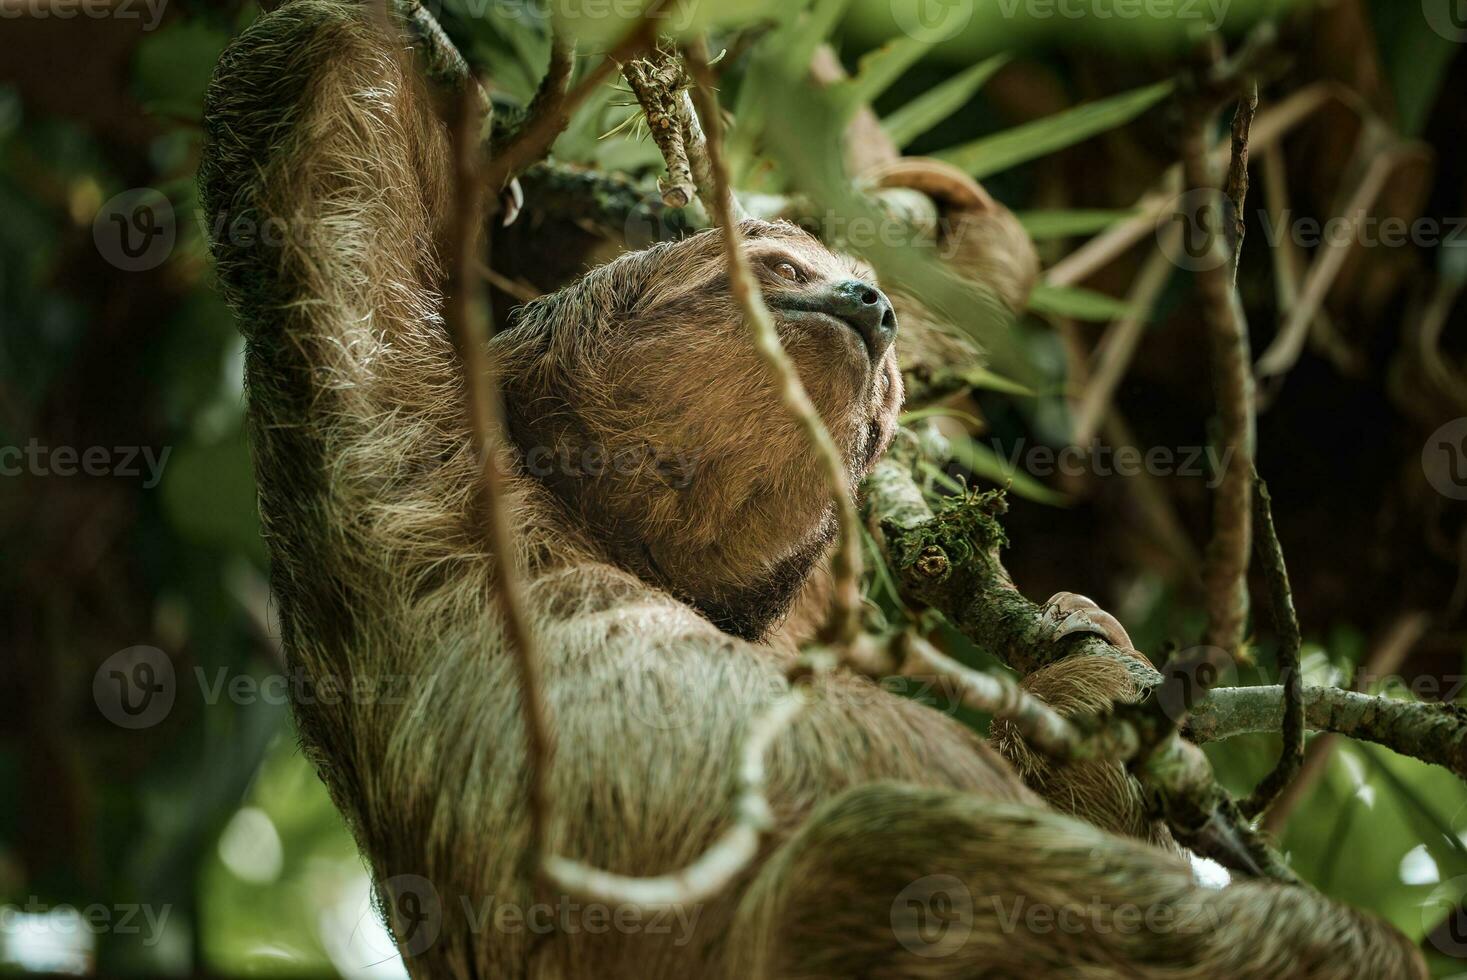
[1038,592,1150,666]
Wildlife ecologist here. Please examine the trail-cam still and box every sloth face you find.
[499,220,901,640]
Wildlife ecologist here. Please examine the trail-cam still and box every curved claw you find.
[499,177,524,227]
[1038,592,1151,667]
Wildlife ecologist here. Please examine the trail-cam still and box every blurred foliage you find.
[2,0,1465,976]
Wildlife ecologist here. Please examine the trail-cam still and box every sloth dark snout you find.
[827,278,897,360]
[769,278,898,361]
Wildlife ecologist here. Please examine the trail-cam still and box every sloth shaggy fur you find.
[198,3,1425,977]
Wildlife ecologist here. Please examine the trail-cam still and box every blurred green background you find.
[2,0,1466,975]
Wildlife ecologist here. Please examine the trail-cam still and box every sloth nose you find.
[828,278,897,360]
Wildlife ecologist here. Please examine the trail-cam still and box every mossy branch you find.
[862,441,1293,880]
[1187,687,1467,778]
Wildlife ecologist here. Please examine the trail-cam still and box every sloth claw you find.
[1038,592,1147,664]
[500,177,524,226]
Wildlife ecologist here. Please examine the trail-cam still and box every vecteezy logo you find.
[1153,646,1237,724]
[890,0,974,43]
[891,874,973,958]
[1424,417,1467,500]
[93,646,175,729]
[1157,188,1238,272]
[1423,0,1467,42]
[1424,417,1467,501]
[622,664,704,732]
[93,188,175,272]
[1423,876,1467,958]
[381,874,442,957]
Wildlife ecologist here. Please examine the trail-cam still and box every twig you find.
[477,261,542,303]
[1259,612,1430,834]
[1070,231,1178,446]
[483,6,665,196]
[535,30,862,909]
[894,633,1137,764]
[1224,84,1257,285]
[621,44,700,209]
[686,37,862,648]
[1044,83,1347,289]
[1257,144,1342,376]
[1180,111,1255,658]
[394,0,491,114]
[1254,142,1429,380]
[1240,469,1303,819]
[545,689,805,905]
[443,89,553,858]
[521,32,576,148]
[1187,684,1467,779]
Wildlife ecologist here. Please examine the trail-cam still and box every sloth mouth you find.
[767,300,896,363]
[772,308,871,358]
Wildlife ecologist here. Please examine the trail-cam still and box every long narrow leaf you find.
[935,80,1175,178]
[882,54,1010,148]
[1018,208,1140,240]
[838,36,931,108]
[1028,284,1134,322]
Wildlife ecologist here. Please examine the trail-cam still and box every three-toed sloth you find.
[198,3,1424,977]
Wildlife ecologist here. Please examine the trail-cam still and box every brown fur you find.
[198,4,1424,978]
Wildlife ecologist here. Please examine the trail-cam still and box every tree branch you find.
[1225,83,1258,285]
[1240,469,1304,818]
[864,438,1157,686]
[483,8,664,197]
[862,439,1294,881]
[1188,685,1467,779]
[443,90,553,859]
[1180,99,1255,659]
[620,42,719,213]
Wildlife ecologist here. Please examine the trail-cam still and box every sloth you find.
[198,3,1425,978]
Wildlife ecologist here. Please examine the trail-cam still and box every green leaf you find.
[935,80,1174,179]
[1028,284,1133,322]
[881,54,1010,148]
[899,406,986,429]
[837,36,931,108]
[948,435,1069,506]
[959,365,1037,397]
[1017,208,1139,240]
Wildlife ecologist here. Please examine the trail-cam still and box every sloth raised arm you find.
[199,3,1424,978]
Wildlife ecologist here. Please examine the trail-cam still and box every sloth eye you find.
[771,261,802,282]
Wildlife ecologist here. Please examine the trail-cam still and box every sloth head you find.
[496,220,901,640]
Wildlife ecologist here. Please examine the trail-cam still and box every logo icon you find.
[1423,0,1467,42]
[1424,876,1467,958]
[621,188,696,250]
[1152,646,1238,724]
[93,188,175,272]
[890,0,974,43]
[381,874,442,957]
[891,874,973,958]
[1157,188,1238,272]
[93,646,175,729]
[1424,417,1467,501]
